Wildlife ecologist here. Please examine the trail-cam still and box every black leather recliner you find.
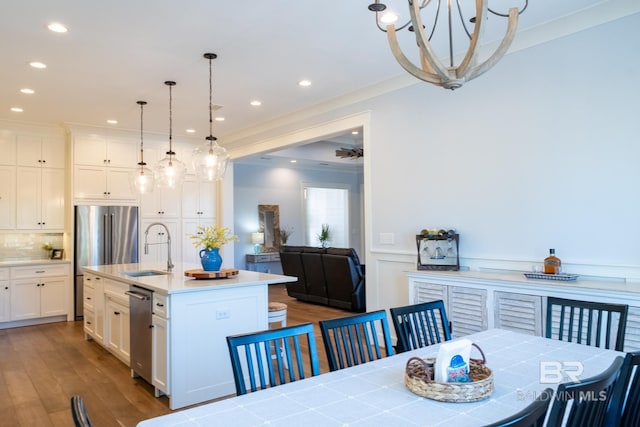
[279,246,365,312]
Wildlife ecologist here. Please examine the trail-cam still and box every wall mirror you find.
[258,204,280,252]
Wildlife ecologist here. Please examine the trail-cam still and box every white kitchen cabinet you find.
[0,166,16,229]
[16,134,65,169]
[106,296,130,364]
[16,167,64,230]
[83,273,104,343]
[181,218,216,265]
[140,219,180,266]
[182,178,215,219]
[74,134,138,168]
[0,133,17,165]
[74,165,137,202]
[0,269,10,322]
[152,292,170,396]
[152,313,169,396]
[141,185,181,218]
[73,133,139,202]
[11,276,67,320]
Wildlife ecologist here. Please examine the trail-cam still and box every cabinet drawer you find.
[153,293,169,319]
[84,308,95,335]
[84,285,95,311]
[11,264,69,279]
[0,268,8,281]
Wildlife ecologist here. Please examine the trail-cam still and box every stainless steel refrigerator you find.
[74,205,139,320]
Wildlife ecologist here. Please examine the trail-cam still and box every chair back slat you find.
[546,356,624,427]
[390,300,451,353]
[319,310,394,372]
[606,351,640,426]
[546,297,628,351]
[483,387,553,427]
[226,323,320,395]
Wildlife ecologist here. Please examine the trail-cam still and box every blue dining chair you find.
[483,388,553,427]
[319,310,394,371]
[546,297,628,352]
[226,323,320,396]
[546,356,624,427]
[605,350,640,426]
[390,300,451,353]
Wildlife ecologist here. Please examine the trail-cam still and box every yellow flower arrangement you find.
[189,225,238,250]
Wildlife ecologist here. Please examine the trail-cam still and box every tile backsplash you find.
[0,233,64,261]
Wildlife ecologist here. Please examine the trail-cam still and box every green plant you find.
[317,224,331,247]
[189,225,238,250]
[280,226,293,244]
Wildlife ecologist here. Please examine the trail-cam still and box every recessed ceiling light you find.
[29,61,47,69]
[250,100,262,107]
[352,130,359,135]
[47,22,68,33]
[185,129,196,133]
[298,79,312,87]
[20,88,35,94]
[214,117,225,122]
[10,107,24,113]
[106,119,118,125]
[289,159,297,163]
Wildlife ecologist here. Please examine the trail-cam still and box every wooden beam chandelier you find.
[368,0,528,90]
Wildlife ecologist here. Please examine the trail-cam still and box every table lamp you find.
[251,232,264,254]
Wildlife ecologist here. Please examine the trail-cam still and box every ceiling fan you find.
[335,147,363,159]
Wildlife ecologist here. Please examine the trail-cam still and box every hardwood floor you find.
[0,284,351,427]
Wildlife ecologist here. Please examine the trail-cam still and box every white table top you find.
[137,328,622,427]
[83,262,296,295]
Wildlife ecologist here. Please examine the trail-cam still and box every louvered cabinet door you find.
[622,306,640,352]
[449,286,487,338]
[411,281,448,307]
[494,291,542,336]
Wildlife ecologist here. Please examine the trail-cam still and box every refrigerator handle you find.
[103,213,109,265]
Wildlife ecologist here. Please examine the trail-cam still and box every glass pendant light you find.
[129,100,155,194]
[192,53,229,181]
[156,80,187,188]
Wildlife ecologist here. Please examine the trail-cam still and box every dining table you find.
[137,328,623,427]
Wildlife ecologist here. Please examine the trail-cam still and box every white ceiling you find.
[0,0,632,168]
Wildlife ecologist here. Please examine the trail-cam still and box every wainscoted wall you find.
[223,13,640,314]
[0,233,64,261]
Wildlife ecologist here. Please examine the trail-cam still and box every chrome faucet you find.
[144,222,174,272]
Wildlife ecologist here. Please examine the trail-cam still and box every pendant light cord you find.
[138,101,146,166]
[209,55,213,139]
[165,81,176,157]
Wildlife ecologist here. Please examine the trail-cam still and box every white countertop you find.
[137,328,622,427]
[0,259,71,267]
[82,262,296,295]
[407,269,640,294]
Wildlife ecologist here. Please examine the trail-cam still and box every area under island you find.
[82,262,296,409]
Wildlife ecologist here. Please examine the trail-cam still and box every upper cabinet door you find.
[16,134,65,168]
[74,134,107,166]
[107,136,138,168]
[0,134,17,166]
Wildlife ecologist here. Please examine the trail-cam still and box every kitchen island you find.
[82,262,296,410]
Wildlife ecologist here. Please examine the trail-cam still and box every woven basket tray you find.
[404,343,494,402]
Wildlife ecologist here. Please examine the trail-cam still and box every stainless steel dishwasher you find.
[126,286,153,385]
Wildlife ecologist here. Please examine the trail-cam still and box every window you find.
[303,185,349,248]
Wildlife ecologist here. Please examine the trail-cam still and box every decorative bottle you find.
[544,249,561,274]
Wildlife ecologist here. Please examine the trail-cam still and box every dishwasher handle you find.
[125,290,151,300]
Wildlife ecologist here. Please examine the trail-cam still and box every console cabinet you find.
[408,271,640,351]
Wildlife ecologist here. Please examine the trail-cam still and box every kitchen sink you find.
[123,270,169,277]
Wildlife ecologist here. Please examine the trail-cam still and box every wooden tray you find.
[184,268,239,279]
